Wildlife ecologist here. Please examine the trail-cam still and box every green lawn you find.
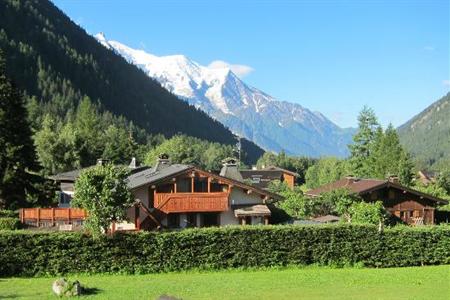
[1,266,449,300]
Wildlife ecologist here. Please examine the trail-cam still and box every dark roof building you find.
[306,177,448,225]
[240,166,299,190]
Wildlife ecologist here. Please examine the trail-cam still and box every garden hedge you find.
[0,225,449,277]
[0,217,20,230]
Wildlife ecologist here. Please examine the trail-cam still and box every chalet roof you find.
[51,165,150,182]
[305,177,448,205]
[127,164,282,201]
[306,178,386,196]
[234,204,271,217]
[50,169,84,182]
[260,166,300,177]
[127,164,193,190]
[240,166,300,179]
[240,167,299,190]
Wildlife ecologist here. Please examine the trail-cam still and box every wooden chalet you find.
[20,157,280,230]
[240,166,299,190]
[305,177,448,225]
[127,157,279,230]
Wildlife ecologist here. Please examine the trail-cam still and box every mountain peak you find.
[94,33,353,157]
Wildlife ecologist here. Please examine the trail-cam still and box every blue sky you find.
[52,0,449,128]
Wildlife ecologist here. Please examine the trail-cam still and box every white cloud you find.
[423,46,435,51]
[208,60,254,78]
[443,80,450,87]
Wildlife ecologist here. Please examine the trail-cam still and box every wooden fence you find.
[19,208,87,226]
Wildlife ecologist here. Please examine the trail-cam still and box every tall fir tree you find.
[0,51,37,209]
[348,106,381,178]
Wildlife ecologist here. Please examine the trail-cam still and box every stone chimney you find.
[388,175,399,184]
[154,153,171,171]
[220,158,244,181]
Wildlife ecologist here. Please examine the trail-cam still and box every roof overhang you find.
[234,204,271,217]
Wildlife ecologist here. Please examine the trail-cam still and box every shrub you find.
[0,225,449,277]
[0,217,20,230]
[0,210,17,218]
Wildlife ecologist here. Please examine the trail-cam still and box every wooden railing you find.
[19,208,88,225]
[154,192,229,213]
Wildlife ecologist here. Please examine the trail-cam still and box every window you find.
[201,213,220,227]
[167,214,180,228]
[245,216,252,225]
[210,182,228,192]
[194,178,208,193]
[59,192,72,207]
[157,183,173,193]
[186,213,197,227]
[176,178,192,193]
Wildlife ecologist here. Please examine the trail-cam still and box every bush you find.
[0,210,17,218]
[0,225,449,277]
[0,217,20,230]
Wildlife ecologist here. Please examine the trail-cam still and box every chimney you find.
[154,153,171,171]
[220,158,244,181]
[388,175,399,184]
[96,158,110,166]
[128,157,137,169]
[345,175,356,185]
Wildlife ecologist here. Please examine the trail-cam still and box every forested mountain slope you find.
[0,0,263,163]
[398,93,450,170]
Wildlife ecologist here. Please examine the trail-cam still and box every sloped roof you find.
[127,164,193,190]
[260,166,300,177]
[51,165,150,182]
[306,178,386,196]
[128,164,282,200]
[50,169,84,181]
[234,204,271,217]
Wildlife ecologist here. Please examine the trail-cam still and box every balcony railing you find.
[154,192,229,213]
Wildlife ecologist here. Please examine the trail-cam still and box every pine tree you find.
[372,124,404,179]
[0,51,37,209]
[349,106,381,178]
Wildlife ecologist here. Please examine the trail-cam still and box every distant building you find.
[240,166,299,190]
[305,177,448,225]
[416,170,437,186]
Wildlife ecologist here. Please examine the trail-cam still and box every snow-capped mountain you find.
[95,33,354,157]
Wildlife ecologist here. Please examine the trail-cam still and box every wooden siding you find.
[282,173,295,189]
[154,192,229,213]
[362,187,436,225]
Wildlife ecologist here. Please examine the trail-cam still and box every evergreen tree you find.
[397,151,414,186]
[34,115,82,175]
[0,51,37,209]
[372,123,410,180]
[349,106,381,177]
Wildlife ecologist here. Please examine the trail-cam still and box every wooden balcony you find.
[20,208,88,225]
[154,192,229,213]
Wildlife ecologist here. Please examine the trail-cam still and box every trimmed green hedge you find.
[0,217,20,230]
[0,225,449,277]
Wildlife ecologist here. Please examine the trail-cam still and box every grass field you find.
[0,266,449,299]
